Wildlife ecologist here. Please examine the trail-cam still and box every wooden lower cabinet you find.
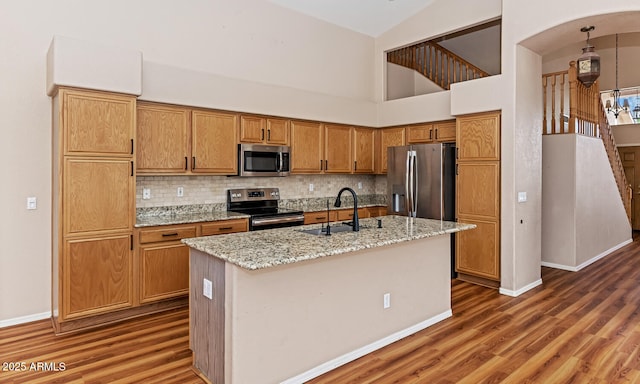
[455,218,500,281]
[139,242,190,303]
[201,218,248,236]
[304,206,385,224]
[63,234,133,320]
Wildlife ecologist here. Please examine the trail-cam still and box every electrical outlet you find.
[203,278,213,300]
[309,183,314,192]
[177,187,184,197]
[26,197,37,210]
[383,293,391,309]
[518,191,527,203]
[357,182,363,190]
[142,188,151,200]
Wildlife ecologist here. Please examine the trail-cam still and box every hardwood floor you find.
[2,237,640,383]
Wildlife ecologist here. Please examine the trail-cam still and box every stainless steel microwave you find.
[238,144,290,177]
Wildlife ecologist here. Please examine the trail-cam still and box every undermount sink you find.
[298,223,366,236]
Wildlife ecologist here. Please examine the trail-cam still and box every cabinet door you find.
[434,121,456,142]
[290,120,323,173]
[63,234,133,319]
[61,88,135,156]
[239,115,266,143]
[353,127,375,174]
[377,127,406,174]
[407,123,434,144]
[324,124,352,173]
[140,242,189,303]
[456,162,500,219]
[201,219,249,236]
[455,217,500,281]
[304,211,337,224]
[191,110,238,174]
[266,118,289,145]
[64,158,134,235]
[457,112,500,160]
[137,103,190,173]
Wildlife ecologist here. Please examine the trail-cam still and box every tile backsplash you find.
[137,174,388,208]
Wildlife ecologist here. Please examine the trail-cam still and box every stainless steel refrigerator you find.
[387,143,457,276]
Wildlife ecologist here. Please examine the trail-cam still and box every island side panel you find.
[190,249,225,384]
[225,235,451,384]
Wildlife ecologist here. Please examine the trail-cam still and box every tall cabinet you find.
[455,111,501,287]
[52,87,136,333]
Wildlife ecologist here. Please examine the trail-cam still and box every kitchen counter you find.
[186,215,475,384]
[135,204,249,227]
[183,216,474,270]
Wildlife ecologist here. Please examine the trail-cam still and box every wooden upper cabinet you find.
[61,88,135,156]
[353,127,375,174]
[290,120,323,173]
[457,112,500,161]
[456,162,500,219]
[324,124,352,173]
[434,121,456,142]
[136,103,190,174]
[191,110,238,174]
[240,115,289,145]
[376,126,406,174]
[407,123,434,144]
[63,157,134,236]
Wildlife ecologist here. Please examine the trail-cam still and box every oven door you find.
[250,214,304,230]
[239,144,290,177]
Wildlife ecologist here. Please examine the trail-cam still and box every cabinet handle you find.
[261,129,265,141]
[192,157,196,170]
[131,139,134,155]
[325,160,328,171]
[320,160,323,171]
[130,234,133,251]
[354,161,357,171]
[435,128,438,139]
[429,130,433,140]
[130,161,134,176]
[185,157,188,170]
[456,147,459,159]
[267,129,271,141]
[218,226,233,231]
[162,232,179,237]
[315,216,325,220]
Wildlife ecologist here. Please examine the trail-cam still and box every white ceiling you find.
[267,0,436,37]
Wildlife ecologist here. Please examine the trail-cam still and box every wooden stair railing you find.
[387,41,490,90]
[599,99,633,222]
[543,60,632,223]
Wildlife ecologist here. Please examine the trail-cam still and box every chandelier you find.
[606,34,629,118]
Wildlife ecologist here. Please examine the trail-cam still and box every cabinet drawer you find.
[139,225,198,244]
[201,219,248,236]
[304,211,337,224]
[336,208,367,221]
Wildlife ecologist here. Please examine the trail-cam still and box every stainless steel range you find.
[227,188,304,231]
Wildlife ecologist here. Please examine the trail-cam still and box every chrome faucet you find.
[334,187,359,231]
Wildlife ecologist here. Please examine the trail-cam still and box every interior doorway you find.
[619,146,640,230]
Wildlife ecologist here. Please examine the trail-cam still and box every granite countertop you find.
[135,195,387,227]
[182,216,475,270]
[135,204,249,228]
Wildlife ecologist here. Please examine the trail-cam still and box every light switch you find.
[518,192,527,203]
[203,278,213,300]
[26,197,37,210]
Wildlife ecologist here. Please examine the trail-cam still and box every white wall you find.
[0,0,376,323]
[542,134,631,270]
[386,62,443,101]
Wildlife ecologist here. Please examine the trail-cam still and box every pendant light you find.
[606,34,629,119]
[577,26,600,87]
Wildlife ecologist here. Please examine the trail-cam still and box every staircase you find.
[387,40,490,90]
[542,61,632,223]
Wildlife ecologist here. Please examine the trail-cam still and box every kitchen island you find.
[183,216,475,384]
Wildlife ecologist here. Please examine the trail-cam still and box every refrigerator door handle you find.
[412,150,418,216]
[404,151,412,216]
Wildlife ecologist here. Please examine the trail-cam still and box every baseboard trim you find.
[0,311,51,329]
[281,310,453,384]
[499,279,542,297]
[541,238,633,272]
